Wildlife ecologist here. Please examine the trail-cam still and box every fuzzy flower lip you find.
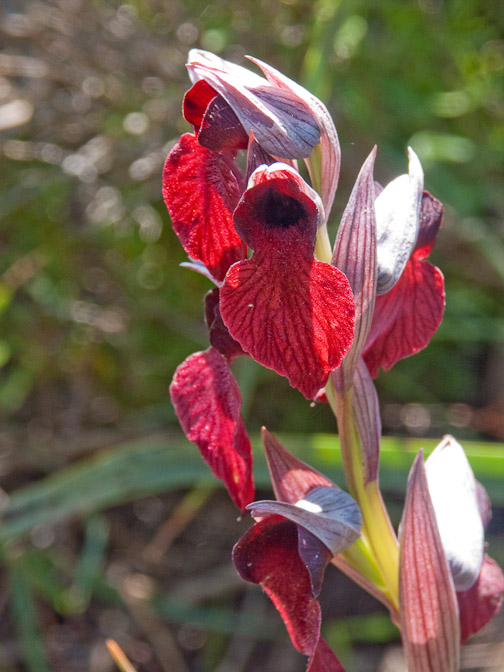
[186,49,321,160]
[219,163,355,400]
[375,147,424,295]
[246,162,326,228]
[425,436,484,591]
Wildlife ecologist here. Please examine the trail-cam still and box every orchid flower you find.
[220,162,354,400]
[163,49,503,672]
[233,429,360,672]
[186,49,341,218]
[363,148,445,377]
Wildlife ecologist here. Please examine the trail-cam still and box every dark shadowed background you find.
[0,1,503,671]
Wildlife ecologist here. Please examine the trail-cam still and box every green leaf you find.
[1,434,503,549]
[9,564,51,672]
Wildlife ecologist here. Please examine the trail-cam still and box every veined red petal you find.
[233,517,346,671]
[457,554,504,643]
[233,517,320,652]
[169,347,254,510]
[363,253,445,378]
[220,168,353,399]
[183,79,217,130]
[262,428,334,503]
[221,251,354,399]
[162,133,246,282]
[399,451,460,672]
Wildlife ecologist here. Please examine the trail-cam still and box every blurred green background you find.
[0,1,503,671]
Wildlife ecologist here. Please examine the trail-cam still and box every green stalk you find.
[326,378,400,614]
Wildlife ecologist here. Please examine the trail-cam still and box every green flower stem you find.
[310,143,333,265]
[341,536,386,592]
[308,144,323,198]
[315,223,333,263]
[326,378,400,614]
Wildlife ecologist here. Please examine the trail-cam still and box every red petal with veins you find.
[220,170,354,399]
[233,517,345,671]
[163,133,246,282]
[221,251,354,398]
[183,79,217,130]
[233,517,320,653]
[363,253,444,378]
[169,347,254,510]
[363,190,445,377]
[457,554,504,643]
[262,428,334,503]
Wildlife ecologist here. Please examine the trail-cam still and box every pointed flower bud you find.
[332,147,377,389]
[399,451,460,672]
[425,436,484,591]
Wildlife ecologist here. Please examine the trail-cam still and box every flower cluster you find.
[163,50,503,671]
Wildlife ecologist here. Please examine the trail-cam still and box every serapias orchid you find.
[163,49,503,672]
[233,429,360,672]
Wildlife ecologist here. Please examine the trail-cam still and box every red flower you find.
[233,430,359,672]
[363,150,445,377]
[220,163,355,399]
